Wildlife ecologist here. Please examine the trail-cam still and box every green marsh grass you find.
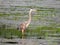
[0,26,60,39]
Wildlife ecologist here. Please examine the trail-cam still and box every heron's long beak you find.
[33,9,37,12]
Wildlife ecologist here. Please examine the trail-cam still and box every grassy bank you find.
[0,26,60,39]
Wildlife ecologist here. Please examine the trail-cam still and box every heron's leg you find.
[22,29,25,39]
[22,29,25,35]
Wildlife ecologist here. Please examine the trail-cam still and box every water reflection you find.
[0,38,59,45]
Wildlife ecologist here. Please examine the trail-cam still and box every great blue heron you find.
[18,9,36,35]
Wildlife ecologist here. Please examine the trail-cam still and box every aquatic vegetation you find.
[0,26,60,39]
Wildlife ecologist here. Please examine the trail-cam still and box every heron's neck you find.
[25,11,32,27]
[28,11,32,22]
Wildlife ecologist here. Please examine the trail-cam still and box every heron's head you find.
[30,9,37,12]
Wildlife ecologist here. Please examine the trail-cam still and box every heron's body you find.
[18,9,36,35]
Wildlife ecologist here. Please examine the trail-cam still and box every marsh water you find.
[0,37,60,45]
[0,0,60,45]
